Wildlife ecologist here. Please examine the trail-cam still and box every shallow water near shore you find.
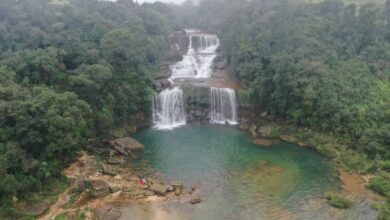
[122,125,371,220]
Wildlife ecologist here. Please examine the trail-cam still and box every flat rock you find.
[19,202,49,216]
[253,138,273,146]
[149,183,169,195]
[93,205,121,220]
[144,190,156,196]
[90,180,111,198]
[110,137,144,155]
[102,164,118,176]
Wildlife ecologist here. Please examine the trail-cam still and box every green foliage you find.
[325,192,352,209]
[0,0,171,216]
[376,201,390,220]
[186,0,390,160]
[338,149,370,171]
[368,173,390,197]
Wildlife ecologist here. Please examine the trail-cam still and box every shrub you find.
[368,173,390,197]
[325,192,352,209]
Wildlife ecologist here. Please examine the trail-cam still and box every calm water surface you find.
[124,125,350,220]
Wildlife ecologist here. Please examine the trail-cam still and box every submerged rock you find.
[190,193,202,204]
[253,138,273,146]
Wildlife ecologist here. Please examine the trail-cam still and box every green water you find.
[130,125,342,219]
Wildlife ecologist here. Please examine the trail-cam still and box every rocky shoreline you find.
[40,137,202,220]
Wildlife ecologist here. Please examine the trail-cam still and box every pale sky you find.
[134,0,185,4]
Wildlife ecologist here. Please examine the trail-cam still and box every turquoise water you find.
[130,125,341,219]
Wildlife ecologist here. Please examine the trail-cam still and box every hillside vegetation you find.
[0,0,171,217]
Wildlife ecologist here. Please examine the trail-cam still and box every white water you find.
[153,87,186,130]
[153,31,237,130]
[210,87,238,125]
[170,33,219,80]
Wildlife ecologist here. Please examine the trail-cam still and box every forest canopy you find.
[0,0,171,216]
[0,0,390,218]
[178,0,390,160]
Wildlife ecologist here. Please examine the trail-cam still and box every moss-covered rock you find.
[258,125,282,138]
[315,144,338,159]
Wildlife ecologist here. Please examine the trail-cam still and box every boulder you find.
[107,156,124,165]
[19,202,49,217]
[90,180,111,198]
[249,124,258,137]
[149,183,169,195]
[258,125,277,137]
[190,193,202,204]
[74,191,91,207]
[279,135,299,144]
[102,164,118,176]
[110,137,144,156]
[93,205,121,220]
[143,190,156,196]
[167,185,174,192]
[171,182,183,196]
[260,112,268,118]
[69,178,86,194]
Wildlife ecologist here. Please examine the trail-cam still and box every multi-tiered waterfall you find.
[153,30,237,129]
[210,87,238,125]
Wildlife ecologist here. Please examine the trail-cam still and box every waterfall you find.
[210,87,238,125]
[153,87,186,130]
[153,31,237,130]
[170,33,219,80]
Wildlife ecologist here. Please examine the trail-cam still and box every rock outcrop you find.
[109,137,144,156]
[149,183,169,195]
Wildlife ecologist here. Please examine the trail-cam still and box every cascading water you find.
[153,31,237,130]
[210,87,238,125]
[153,87,186,130]
[170,33,219,80]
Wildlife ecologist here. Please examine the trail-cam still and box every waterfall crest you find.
[210,87,238,125]
[170,33,219,80]
[153,87,186,130]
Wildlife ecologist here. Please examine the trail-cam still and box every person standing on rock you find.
[138,175,147,186]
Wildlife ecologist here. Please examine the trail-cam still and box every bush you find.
[338,150,370,172]
[315,144,338,159]
[378,201,390,220]
[325,192,352,209]
[368,173,390,197]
